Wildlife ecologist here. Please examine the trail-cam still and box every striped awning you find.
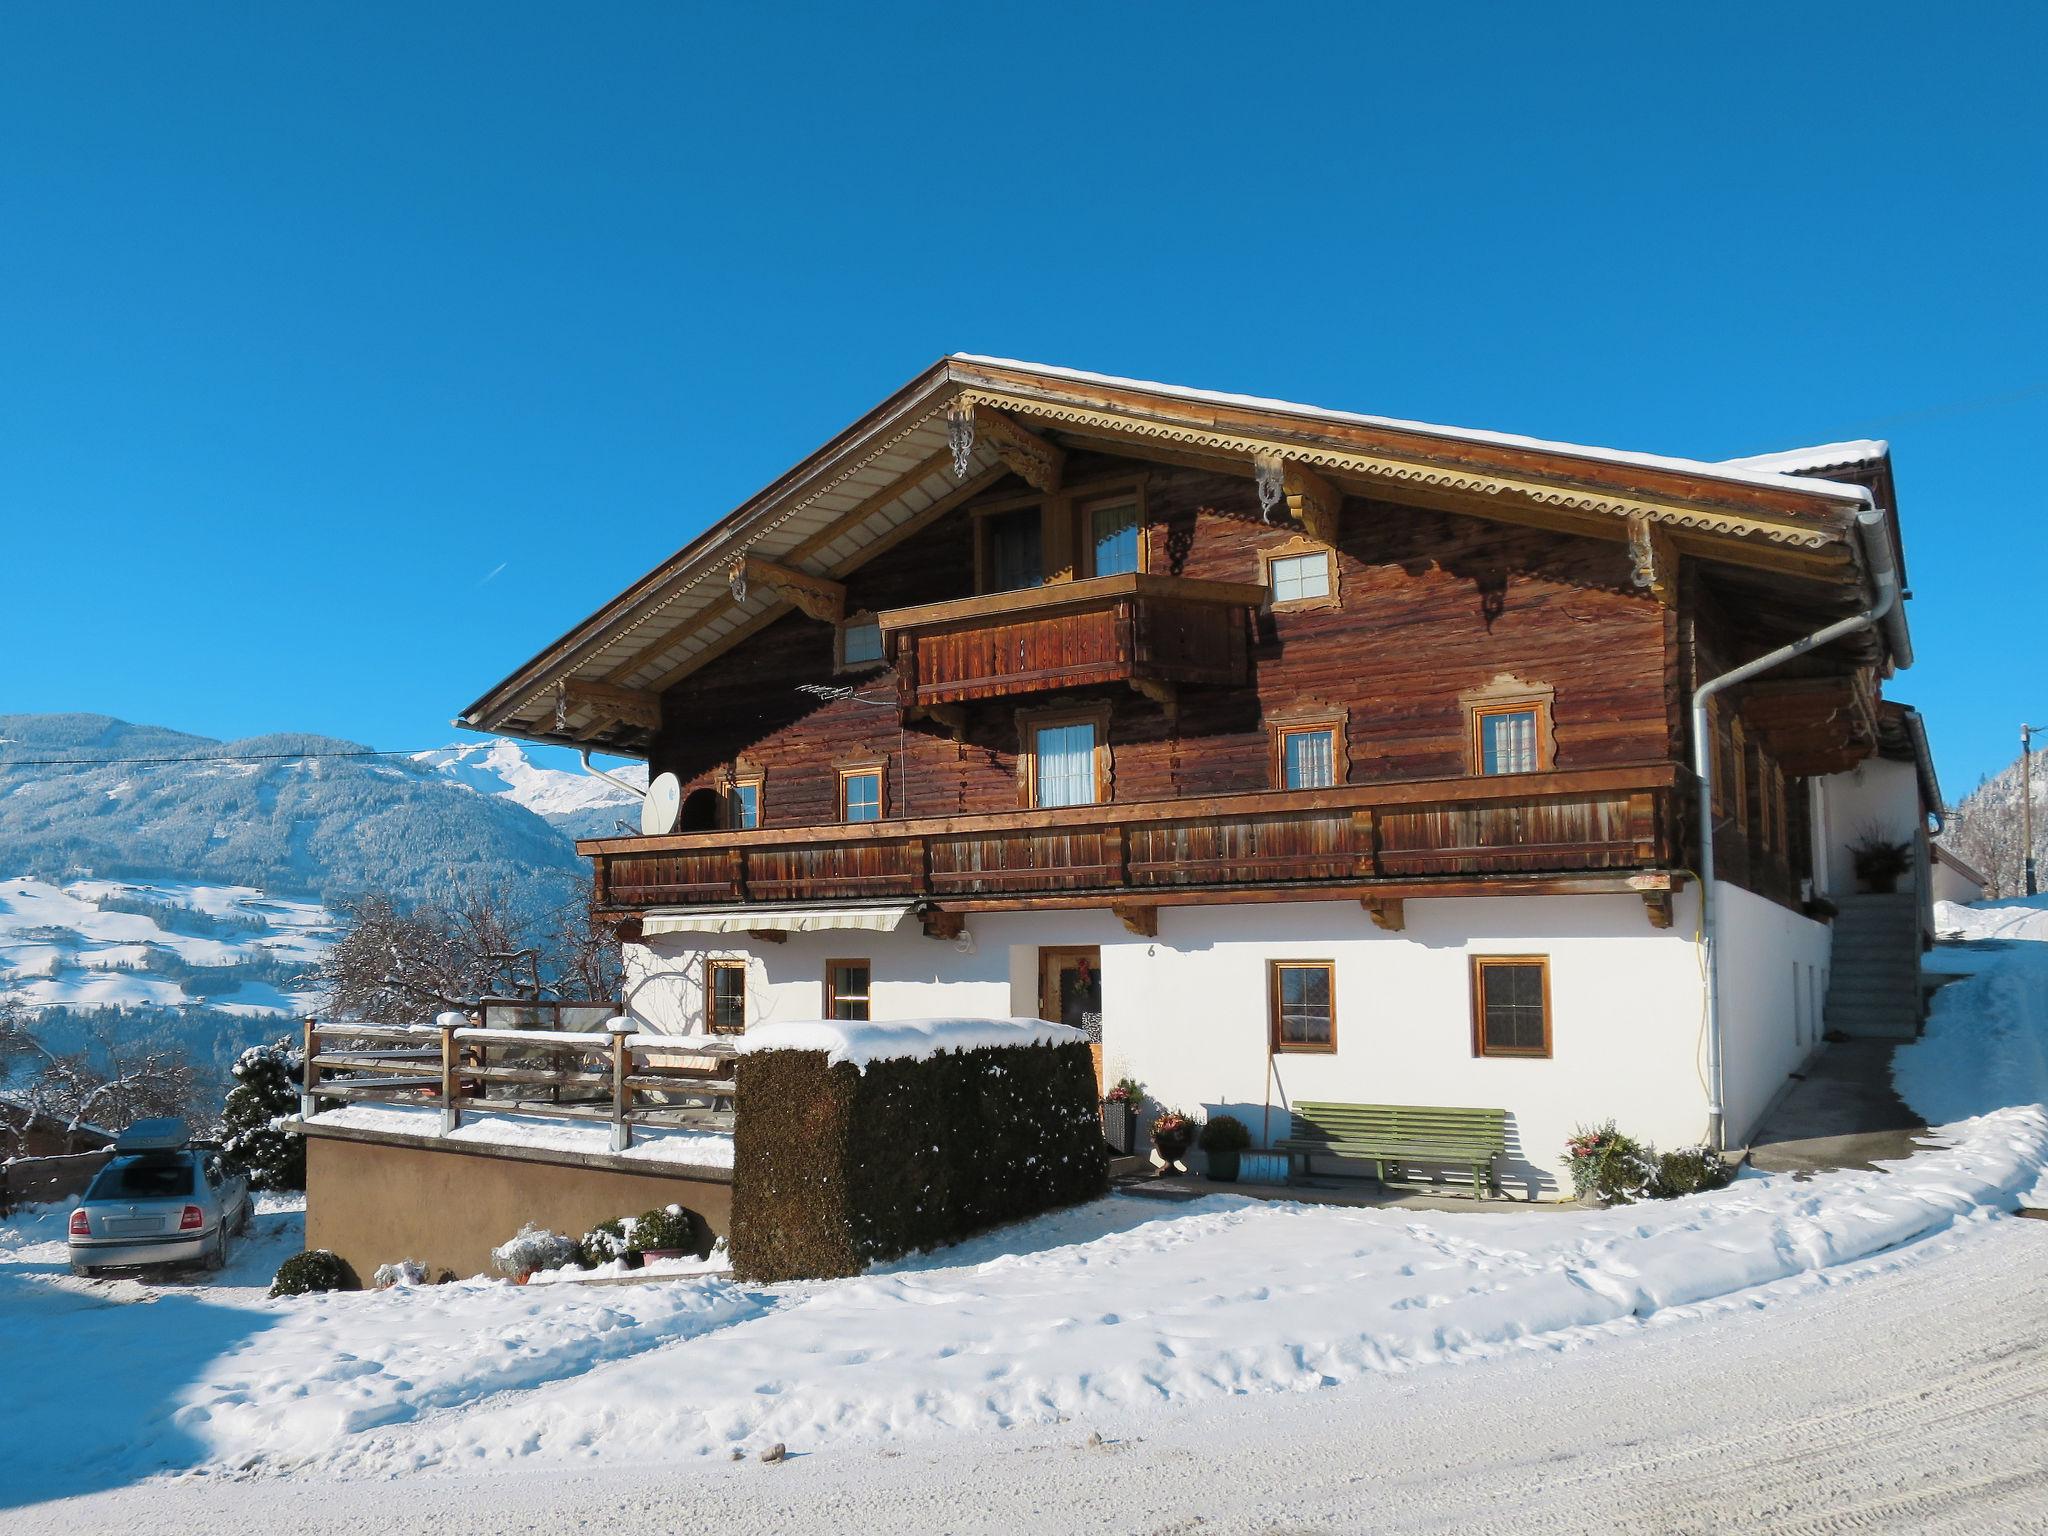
[640,903,916,936]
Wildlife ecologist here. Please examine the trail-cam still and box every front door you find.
[1039,946,1103,1088]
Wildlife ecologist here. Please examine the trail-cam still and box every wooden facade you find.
[449,360,1899,929]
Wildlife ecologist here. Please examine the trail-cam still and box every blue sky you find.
[3,4,2043,796]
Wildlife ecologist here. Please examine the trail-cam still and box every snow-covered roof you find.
[1717,439,1891,477]
[734,1016,1086,1072]
[957,356,1876,506]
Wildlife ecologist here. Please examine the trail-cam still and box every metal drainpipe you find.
[579,748,648,799]
[1695,508,1900,1150]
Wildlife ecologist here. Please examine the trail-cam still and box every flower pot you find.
[1101,1101,1137,1155]
[1151,1128,1194,1171]
[1206,1150,1241,1183]
[639,1248,689,1265]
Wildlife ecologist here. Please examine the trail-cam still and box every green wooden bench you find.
[1276,1102,1508,1200]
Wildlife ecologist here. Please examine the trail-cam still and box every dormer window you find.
[837,615,884,672]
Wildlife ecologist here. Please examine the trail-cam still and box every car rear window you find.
[86,1156,195,1200]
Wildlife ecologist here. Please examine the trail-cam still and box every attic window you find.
[837,615,884,672]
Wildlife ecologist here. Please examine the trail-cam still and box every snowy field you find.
[5,900,2048,1531]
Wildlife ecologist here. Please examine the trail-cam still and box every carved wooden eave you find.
[1252,455,1343,545]
[1361,896,1405,931]
[1112,903,1159,937]
[726,556,846,624]
[949,401,1066,494]
[1627,513,1678,607]
[560,680,661,734]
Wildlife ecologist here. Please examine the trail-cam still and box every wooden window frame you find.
[1075,478,1150,580]
[1266,703,1350,790]
[724,768,763,830]
[1730,718,1749,832]
[1268,959,1337,1054]
[1459,674,1557,776]
[834,611,886,674]
[971,473,1150,593]
[1015,701,1114,809]
[1469,955,1552,1059]
[835,757,888,823]
[705,958,748,1037]
[1257,533,1339,613]
[822,958,872,1022]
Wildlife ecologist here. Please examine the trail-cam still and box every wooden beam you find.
[727,556,845,624]
[1362,896,1405,932]
[745,928,789,945]
[1127,676,1179,721]
[1284,461,1344,546]
[1627,513,1678,607]
[562,680,661,733]
[919,908,967,941]
[953,401,1065,494]
[1640,891,1675,929]
[1112,903,1158,937]
[914,702,970,741]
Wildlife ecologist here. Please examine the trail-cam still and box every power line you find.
[0,747,440,769]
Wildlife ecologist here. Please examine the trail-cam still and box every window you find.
[1476,708,1539,775]
[1034,721,1099,807]
[726,774,761,830]
[984,506,1044,592]
[1269,552,1331,604]
[839,766,883,822]
[824,960,871,1021]
[1087,500,1140,577]
[706,959,747,1035]
[1269,961,1336,1052]
[1471,957,1550,1057]
[836,616,885,671]
[1461,675,1555,775]
[1280,727,1337,790]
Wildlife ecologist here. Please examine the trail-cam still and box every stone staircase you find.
[1824,894,1924,1040]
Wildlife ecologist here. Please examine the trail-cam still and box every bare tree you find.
[312,880,620,1024]
[1,992,202,1154]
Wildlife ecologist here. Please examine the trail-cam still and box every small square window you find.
[1269,552,1331,605]
[1478,708,1540,775]
[1280,727,1337,790]
[825,960,871,1022]
[840,768,883,822]
[706,959,747,1036]
[1473,958,1549,1057]
[1270,961,1335,1051]
[839,618,884,670]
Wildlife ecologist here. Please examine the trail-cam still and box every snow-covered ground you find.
[0,875,332,1016]
[6,903,2048,1530]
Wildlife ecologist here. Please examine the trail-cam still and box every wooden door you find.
[1039,946,1104,1089]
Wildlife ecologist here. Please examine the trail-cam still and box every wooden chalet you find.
[460,358,1938,1195]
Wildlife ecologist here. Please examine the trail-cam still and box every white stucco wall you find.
[1811,759,1923,896]
[1710,880,1831,1145]
[623,894,1723,1198]
[1930,850,1987,907]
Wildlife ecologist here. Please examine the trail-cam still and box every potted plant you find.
[489,1224,577,1284]
[1149,1109,1196,1175]
[633,1205,697,1264]
[1197,1114,1252,1182]
[1101,1076,1146,1155]
[1851,833,1914,894]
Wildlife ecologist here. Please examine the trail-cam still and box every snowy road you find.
[24,1213,2048,1535]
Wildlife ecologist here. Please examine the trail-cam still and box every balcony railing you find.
[876,572,1267,712]
[583,765,1684,912]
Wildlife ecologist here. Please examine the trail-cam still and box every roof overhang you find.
[460,356,1909,756]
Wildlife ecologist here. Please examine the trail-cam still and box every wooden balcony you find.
[583,765,1686,920]
[876,572,1267,714]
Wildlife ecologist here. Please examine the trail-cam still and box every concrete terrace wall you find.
[624,893,1714,1198]
[303,1132,732,1284]
[1712,880,1831,1146]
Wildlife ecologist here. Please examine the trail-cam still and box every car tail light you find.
[179,1205,204,1231]
[69,1209,90,1237]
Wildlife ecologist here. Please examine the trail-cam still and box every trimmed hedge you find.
[270,1248,353,1296]
[731,1039,1108,1282]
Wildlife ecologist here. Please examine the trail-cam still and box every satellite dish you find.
[641,772,682,836]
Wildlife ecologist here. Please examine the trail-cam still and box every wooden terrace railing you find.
[583,764,1685,912]
[300,1014,736,1153]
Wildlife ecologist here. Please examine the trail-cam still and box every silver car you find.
[68,1118,252,1276]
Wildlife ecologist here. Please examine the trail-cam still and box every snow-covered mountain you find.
[411,740,644,841]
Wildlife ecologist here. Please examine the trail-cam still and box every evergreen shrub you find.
[270,1249,352,1296]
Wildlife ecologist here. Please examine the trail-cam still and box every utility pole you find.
[2025,724,2042,897]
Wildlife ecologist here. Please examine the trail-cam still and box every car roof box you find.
[114,1117,190,1153]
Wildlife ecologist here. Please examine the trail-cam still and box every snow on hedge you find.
[732,1015,1084,1071]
